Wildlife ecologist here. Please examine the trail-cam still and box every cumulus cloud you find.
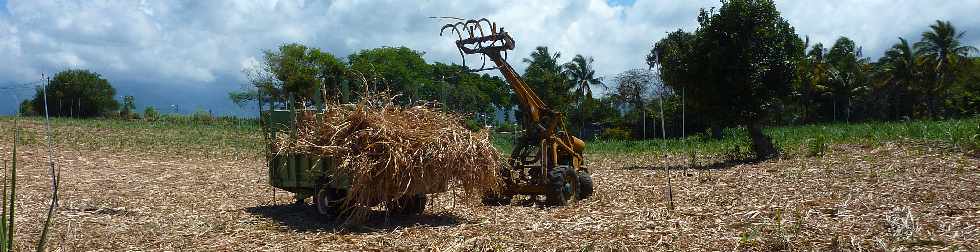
[0,0,977,115]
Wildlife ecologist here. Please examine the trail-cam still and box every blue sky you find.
[1,0,978,116]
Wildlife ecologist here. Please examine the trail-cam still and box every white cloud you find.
[1,0,978,115]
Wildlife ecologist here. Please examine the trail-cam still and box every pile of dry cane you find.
[275,94,502,220]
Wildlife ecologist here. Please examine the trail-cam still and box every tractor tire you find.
[576,170,594,199]
[546,166,575,206]
[391,194,427,215]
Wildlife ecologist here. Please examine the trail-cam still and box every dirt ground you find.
[2,131,978,251]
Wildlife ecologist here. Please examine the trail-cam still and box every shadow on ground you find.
[245,203,462,233]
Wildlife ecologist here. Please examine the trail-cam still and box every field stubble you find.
[0,118,977,251]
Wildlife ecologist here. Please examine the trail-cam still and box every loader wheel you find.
[546,166,575,206]
[577,170,594,199]
[391,194,427,215]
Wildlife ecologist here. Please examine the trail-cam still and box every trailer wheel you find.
[546,166,575,206]
[313,186,343,216]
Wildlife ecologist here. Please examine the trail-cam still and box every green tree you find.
[348,47,431,102]
[826,37,870,122]
[949,58,980,116]
[793,39,831,123]
[246,43,347,108]
[878,37,920,119]
[29,69,119,118]
[120,95,136,119]
[562,54,604,136]
[143,106,160,121]
[522,46,573,115]
[914,20,978,117]
[650,30,697,92]
[426,62,508,119]
[17,100,35,116]
[228,90,257,109]
[651,30,714,136]
[686,0,804,159]
[611,69,656,139]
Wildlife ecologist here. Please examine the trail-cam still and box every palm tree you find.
[880,37,919,119]
[827,37,870,122]
[914,20,978,117]
[562,54,605,136]
[522,47,570,112]
[798,41,829,123]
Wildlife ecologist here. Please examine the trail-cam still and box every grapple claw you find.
[438,18,515,72]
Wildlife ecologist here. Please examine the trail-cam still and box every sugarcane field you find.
[1,1,980,251]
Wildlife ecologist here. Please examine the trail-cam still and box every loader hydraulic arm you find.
[486,51,549,132]
[440,18,585,156]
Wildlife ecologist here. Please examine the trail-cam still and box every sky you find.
[0,0,978,116]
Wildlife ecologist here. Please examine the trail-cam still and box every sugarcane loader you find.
[440,18,593,206]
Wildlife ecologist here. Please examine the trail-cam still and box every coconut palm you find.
[522,46,571,113]
[562,54,605,136]
[880,37,919,119]
[826,37,870,122]
[914,20,978,117]
[797,40,829,123]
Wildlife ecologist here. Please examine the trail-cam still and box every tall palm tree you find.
[522,46,569,112]
[798,40,828,123]
[914,20,978,117]
[827,37,869,122]
[562,54,605,136]
[880,37,919,119]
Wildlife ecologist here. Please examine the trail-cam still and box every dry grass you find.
[275,95,501,221]
[0,119,978,251]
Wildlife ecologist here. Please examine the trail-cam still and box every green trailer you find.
[261,108,428,216]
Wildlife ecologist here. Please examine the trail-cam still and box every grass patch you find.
[494,117,979,156]
[1,116,976,158]
[0,117,262,157]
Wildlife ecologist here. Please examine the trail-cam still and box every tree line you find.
[233,44,513,126]
[235,43,609,131]
[638,1,977,158]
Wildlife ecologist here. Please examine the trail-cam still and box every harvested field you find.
[1,118,978,251]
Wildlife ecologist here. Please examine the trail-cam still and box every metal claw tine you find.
[480,54,488,70]
[439,24,453,36]
[475,22,486,40]
[453,26,463,41]
[477,18,491,27]
[460,49,466,67]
